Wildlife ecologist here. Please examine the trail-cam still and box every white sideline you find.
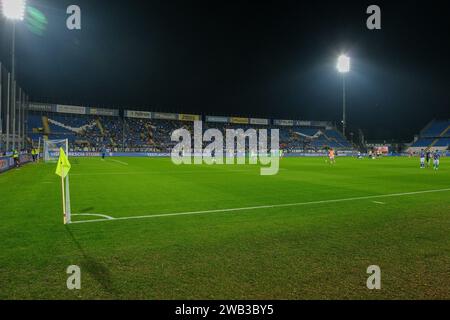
[69,188,450,225]
[109,159,129,166]
[70,169,257,176]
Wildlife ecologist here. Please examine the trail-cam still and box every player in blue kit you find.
[419,149,425,168]
[426,150,431,168]
[433,150,440,171]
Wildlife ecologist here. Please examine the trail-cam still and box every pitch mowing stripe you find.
[69,188,450,225]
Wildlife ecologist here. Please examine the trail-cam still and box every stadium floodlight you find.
[337,54,350,137]
[2,0,26,151]
[337,54,350,73]
[1,0,26,20]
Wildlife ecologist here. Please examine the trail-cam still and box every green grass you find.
[0,156,449,299]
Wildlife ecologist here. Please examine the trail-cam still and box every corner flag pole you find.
[61,164,67,224]
[37,137,41,163]
[55,144,71,224]
[65,173,71,223]
[65,139,71,223]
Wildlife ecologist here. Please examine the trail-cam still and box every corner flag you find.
[55,148,71,178]
[55,147,72,224]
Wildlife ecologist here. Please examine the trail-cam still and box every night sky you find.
[1,0,449,141]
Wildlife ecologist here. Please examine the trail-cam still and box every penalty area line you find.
[68,188,450,225]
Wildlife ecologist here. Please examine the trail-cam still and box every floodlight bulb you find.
[1,0,26,20]
[337,54,350,73]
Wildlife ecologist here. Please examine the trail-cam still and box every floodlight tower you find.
[337,54,350,137]
[1,0,26,151]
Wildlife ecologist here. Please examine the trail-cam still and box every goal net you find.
[43,139,69,163]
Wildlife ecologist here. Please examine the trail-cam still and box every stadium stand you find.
[408,119,450,153]
[26,104,354,153]
[123,118,194,151]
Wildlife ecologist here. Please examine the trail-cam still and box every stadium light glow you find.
[337,54,350,73]
[337,54,350,137]
[1,0,26,20]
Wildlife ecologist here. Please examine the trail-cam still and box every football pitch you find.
[0,156,449,299]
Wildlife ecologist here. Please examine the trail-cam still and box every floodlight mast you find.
[2,0,26,151]
[337,54,350,137]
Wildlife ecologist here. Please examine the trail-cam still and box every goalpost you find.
[45,139,72,223]
[43,139,69,162]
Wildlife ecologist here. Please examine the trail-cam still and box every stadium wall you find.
[66,151,360,157]
[65,151,449,158]
[68,152,170,157]
[0,154,32,173]
[29,103,120,116]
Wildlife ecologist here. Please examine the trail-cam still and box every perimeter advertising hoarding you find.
[205,116,229,123]
[56,104,87,115]
[124,110,152,119]
[152,112,179,120]
[178,114,201,121]
[250,118,270,125]
[89,108,119,116]
[28,103,55,112]
[274,119,294,126]
[0,155,32,173]
[230,117,249,124]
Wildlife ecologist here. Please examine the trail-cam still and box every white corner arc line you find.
[71,213,114,220]
[68,188,450,225]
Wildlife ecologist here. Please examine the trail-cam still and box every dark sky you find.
[1,0,449,141]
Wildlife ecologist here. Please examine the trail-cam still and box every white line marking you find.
[71,172,143,176]
[69,188,450,225]
[372,201,385,205]
[70,170,252,176]
[109,159,129,166]
[72,213,114,220]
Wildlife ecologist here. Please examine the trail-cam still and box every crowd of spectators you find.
[26,112,354,153]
